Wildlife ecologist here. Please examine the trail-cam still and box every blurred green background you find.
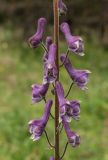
[0,0,108,160]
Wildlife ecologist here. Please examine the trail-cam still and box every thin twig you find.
[60,142,69,160]
[59,49,69,68]
[65,82,74,98]
[41,42,48,52]
[44,130,55,148]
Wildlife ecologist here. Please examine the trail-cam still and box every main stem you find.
[53,0,59,160]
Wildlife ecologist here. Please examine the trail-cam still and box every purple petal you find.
[28,18,47,48]
[29,100,53,141]
[43,36,53,62]
[43,44,57,84]
[58,0,67,14]
[60,22,84,56]
[32,83,49,104]
[60,54,91,90]
[62,117,80,147]
[49,157,54,160]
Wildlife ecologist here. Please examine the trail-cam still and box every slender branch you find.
[44,130,55,148]
[59,49,69,67]
[60,142,69,160]
[65,82,74,98]
[41,42,48,52]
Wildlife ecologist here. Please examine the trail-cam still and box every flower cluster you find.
[28,0,91,159]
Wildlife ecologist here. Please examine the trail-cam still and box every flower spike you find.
[60,22,84,56]
[29,100,53,141]
[27,0,91,158]
[28,17,47,48]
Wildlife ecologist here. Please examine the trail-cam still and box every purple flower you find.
[56,81,80,122]
[43,44,58,84]
[29,100,53,141]
[43,36,53,62]
[49,157,54,160]
[60,22,84,56]
[60,54,91,90]
[32,83,49,104]
[62,117,80,147]
[28,18,47,48]
[58,0,67,15]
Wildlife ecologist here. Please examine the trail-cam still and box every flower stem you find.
[50,113,55,119]
[59,49,69,67]
[41,42,48,52]
[65,82,74,98]
[44,130,55,148]
[53,0,60,159]
[60,142,68,160]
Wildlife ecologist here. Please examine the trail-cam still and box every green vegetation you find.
[0,28,108,160]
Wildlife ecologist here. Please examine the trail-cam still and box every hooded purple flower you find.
[58,0,67,15]
[60,54,91,90]
[28,17,47,48]
[43,36,53,62]
[32,83,49,104]
[62,117,80,147]
[60,22,84,56]
[56,81,80,122]
[29,100,53,141]
[49,157,54,160]
[43,44,58,84]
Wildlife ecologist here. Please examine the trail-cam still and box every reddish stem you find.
[53,0,60,159]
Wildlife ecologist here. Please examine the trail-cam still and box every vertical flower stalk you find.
[28,0,91,160]
[53,0,60,159]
